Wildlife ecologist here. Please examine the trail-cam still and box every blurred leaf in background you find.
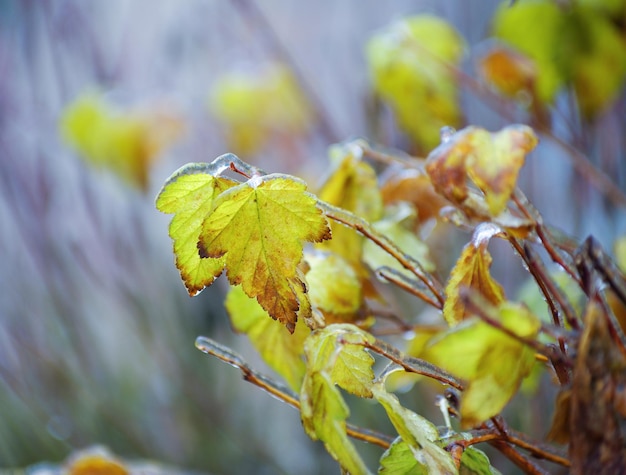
[60,92,184,191]
[366,15,465,153]
[208,62,314,157]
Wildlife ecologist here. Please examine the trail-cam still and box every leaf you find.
[301,324,374,474]
[459,447,501,475]
[372,382,458,474]
[61,92,183,190]
[421,302,540,428]
[366,15,465,152]
[478,45,538,101]
[305,324,375,398]
[492,1,566,104]
[304,251,363,323]
[199,175,331,333]
[225,285,309,391]
[208,62,313,155]
[379,438,427,475]
[155,164,237,295]
[363,202,435,278]
[425,125,538,217]
[317,144,383,267]
[443,223,505,326]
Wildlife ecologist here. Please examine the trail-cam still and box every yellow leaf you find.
[422,302,541,428]
[443,223,505,326]
[425,125,538,217]
[317,145,383,267]
[478,45,538,100]
[225,285,309,391]
[199,175,331,332]
[155,164,237,295]
[366,15,465,152]
[304,251,363,323]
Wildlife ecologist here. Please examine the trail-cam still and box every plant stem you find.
[195,336,395,449]
[318,200,445,306]
[376,267,443,309]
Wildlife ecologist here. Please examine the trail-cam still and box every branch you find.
[194,336,395,449]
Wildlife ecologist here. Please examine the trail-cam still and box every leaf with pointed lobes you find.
[443,223,505,326]
[301,324,375,474]
[225,285,310,391]
[372,382,458,474]
[199,175,331,333]
[425,125,538,217]
[421,301,540,429]
[156,164,237,295]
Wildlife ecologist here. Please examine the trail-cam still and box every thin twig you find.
[376,267,443,309]
[195,336,395,449]
[360,337,464,390]
[318,200,446,306]
[489,440,551,475]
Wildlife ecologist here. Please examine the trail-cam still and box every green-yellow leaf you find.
[379,438,428,475]
[305,324,375,398]
[421,302,541,428]
[199,175,331,333]
[304,251,363,323]
[443,223,505,326]
[225,285,309,391]
[301,324,374,474]
[156,163,237,295]
[372,382,458,474]
[459,447,501,475]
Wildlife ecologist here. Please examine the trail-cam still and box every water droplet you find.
[440,126,456,143]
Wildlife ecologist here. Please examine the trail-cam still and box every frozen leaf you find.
[372,382,458,474]
[225,285,309,391]
[380,168,450,225]
[301,324,374,474]
[156,164,237,295]
[422,302,540,428]
[614,236,626,275]
[305,324,375,398]
[317,145,383,266]
[366,15,465,152]
[304,251,363,323]
[379,438,427,474]
[443,223,505,326]
[199,175,331,332]
[425,125,538,217]
[459,447,501,475]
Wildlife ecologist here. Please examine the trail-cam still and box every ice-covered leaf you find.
[372,382,457,474]
[425,125,538,217]
[304,251,363,323]
[156,164,237,295]
[301,324,374,474]
[421,302,540,428]
[378,438,427,474]
[459,447,501,475]
[199,175,331,332]
[305,324,375,398]
[317,144,383,266]
[444,223,505,326]
[225,285,309,391]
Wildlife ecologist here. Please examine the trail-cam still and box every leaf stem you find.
[318,200,445,307]
[361,337,464,390]
[195,336,395,449]
[376,267,443,310]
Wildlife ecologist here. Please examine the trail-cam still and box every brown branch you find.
[376,267,443,310]
[489,440,551,475]
[194,336,395,449]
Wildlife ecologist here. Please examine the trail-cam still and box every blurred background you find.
[1,0,625,473]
